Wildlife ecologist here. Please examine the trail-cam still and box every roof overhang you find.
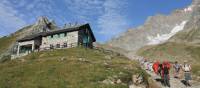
[17,23,96,42]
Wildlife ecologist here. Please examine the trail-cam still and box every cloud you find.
[1,0,64,24]
[0,0,129,42]
[98,14,128,35]
[0,0,72,36]
[0,0,26,36]
[64,0,129,40]
[64,0,105,21]
[97,0,129,37]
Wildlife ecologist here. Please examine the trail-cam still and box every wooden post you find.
[32,42,35,52]
[17,45,20,55]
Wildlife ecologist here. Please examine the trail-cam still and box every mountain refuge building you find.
[12,24,96,59]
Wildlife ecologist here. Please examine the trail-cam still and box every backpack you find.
[184,64,190,72]
[158,64,162,72]
[163,65,169,74]
[174,64,180,72]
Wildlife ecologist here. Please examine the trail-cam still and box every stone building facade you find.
[40,31,79,50]
[12,24,96,59]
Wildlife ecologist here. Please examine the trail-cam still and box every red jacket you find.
[153,61,160,74]
[162,61,171,69]
[161,61,171,78]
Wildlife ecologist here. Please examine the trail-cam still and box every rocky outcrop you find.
[14,16,58,39]
[32,16,58,33]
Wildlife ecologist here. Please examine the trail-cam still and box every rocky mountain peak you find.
[107,0,195,53]
[0,16,59,59]
[168,0,200,44]
[14,16,58,40]
[35,16,50,26]
[192,0,200,5]
[33,16,58,32]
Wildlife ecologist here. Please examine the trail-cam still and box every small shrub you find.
[0,55,11,63]
[30,53,38,60]
[135,69,150,87]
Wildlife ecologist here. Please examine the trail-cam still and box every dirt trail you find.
[130,55,200,88]
[146,69,200,88]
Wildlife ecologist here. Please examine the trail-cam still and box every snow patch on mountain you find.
[147,21,187,45]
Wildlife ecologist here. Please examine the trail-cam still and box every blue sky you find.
[0,0,192,42]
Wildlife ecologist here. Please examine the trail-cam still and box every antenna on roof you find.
[75,22,78,26]
[69,23,72,27]
[63,22,81,29]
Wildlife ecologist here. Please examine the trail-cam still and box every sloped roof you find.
[18,23,96,42]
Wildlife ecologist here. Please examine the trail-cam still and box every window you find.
[60,33,64,37]
[50,44,54,49]
[64,32,67,37]
[63,43,67,47]
[48,36,51,39]
[57,34,60,38]
[56,44,60,48]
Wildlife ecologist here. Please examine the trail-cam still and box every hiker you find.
[140,58,145,66]
[144,61,149,70]
[153,61,160,75]
[158,63,162,77]
[182,60,192,86]
[143,59,149,70]
[147,61,152,71]
[162,61,171,87]
[173,61,181,78]
[149,62,154,72]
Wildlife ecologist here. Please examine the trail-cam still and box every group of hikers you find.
[139,58,192,87]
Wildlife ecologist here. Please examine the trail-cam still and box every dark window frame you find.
[56,44,60,48]
[50,44,54,49]
[63,43,67,47]
[57,34,60,38]
[64,32,67,37]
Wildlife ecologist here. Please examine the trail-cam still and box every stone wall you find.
[40,31,78,50]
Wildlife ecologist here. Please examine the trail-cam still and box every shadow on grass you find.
[181,80,191,87]
[155,78,164,85]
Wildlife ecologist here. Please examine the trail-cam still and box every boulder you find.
[105,55,112,60]
[116,79,122,84]
[132,74,144,85]
[102,79,114,85]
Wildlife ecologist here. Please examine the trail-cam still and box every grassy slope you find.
[0,35,16,54]
[0,48,147,88]
[137,42,200,76]
[0,25,33,56]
